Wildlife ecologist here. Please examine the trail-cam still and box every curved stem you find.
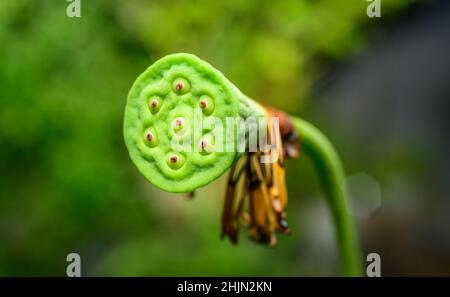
[290,116,362,276]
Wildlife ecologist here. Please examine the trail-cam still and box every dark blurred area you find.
[0,0,449,276]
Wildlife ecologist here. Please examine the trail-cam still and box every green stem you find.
[290,116,362,276]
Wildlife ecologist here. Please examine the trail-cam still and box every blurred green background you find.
[2,0,450,276]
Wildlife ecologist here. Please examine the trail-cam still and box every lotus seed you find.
[199,95,214,115]
[172,78,191,94]
[173,117,185,133]
[199,137,213,154]
[199,139,208,153]
[149,96,162,113]
[166,152,185,170]
[143,129,158,147]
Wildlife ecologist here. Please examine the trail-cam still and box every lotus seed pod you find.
[123,55,362,275]
[124,53,265,192]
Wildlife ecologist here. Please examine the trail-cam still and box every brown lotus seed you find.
[144,129,158,147]
[166,152,185,170]
[199,95,214,115]
[172,78,190,94]
[150,99,158,109]
[175,81,184,91]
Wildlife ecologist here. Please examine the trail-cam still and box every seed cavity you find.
[172,117,186,134]
[143,129,158,147]
[149,96,162,113]
[199,137,214,154]
[166,152,185,169]
[199,95,214,115]
[172,78,191,94]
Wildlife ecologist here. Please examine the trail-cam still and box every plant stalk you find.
[290,116,363,276]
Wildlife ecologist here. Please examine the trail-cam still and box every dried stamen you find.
[221,106,299,247]
[272,199,282,213]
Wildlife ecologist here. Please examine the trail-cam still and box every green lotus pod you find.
[123,53,362,276]
[124,53,266,193]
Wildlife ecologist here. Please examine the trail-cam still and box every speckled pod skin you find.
[124,53,265,193]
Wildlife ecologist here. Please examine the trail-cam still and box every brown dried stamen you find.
[220,106,300,247]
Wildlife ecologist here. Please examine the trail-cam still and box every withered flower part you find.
[221,107,300,247]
